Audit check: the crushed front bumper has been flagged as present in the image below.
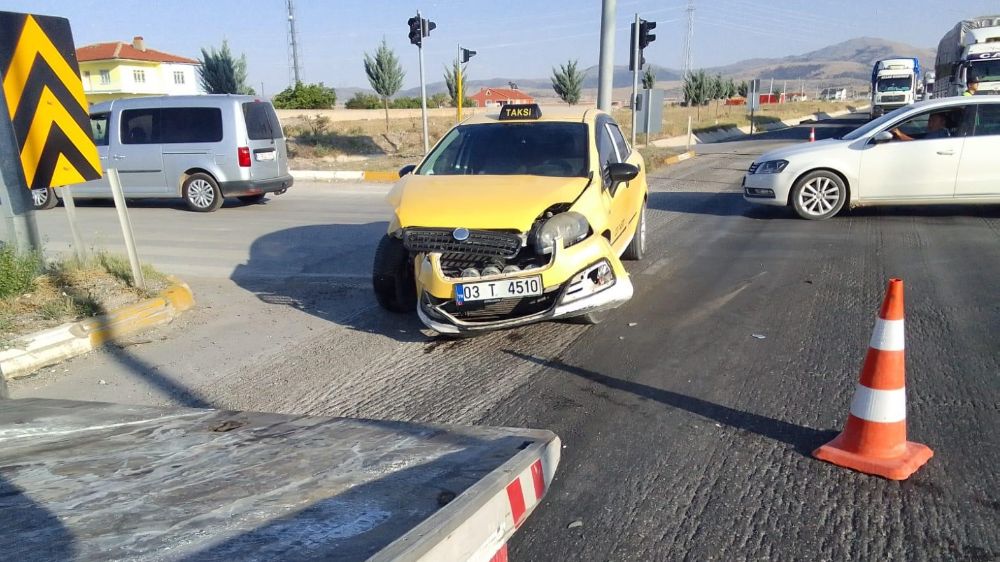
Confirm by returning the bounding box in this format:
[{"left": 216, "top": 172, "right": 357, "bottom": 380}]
[{"left": 414, "top": 235, "right": 634, "bottom": 334}]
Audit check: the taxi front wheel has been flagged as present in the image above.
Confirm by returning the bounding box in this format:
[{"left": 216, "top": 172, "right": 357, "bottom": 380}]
[
  {"left": 622, "top": 202, "right": 646, "bottom": 261},
  {"left": 373, "top": 235, "right": 416, "bottom": 313}
]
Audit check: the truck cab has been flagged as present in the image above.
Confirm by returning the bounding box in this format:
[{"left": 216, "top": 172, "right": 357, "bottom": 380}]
[{"left": 870, "top": 58, "right": 920, "bottom": 119}]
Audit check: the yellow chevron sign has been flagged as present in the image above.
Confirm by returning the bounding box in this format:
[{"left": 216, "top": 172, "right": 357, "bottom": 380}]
[{"left": 0, "top": 12, "right": 101, "bottom": 189}]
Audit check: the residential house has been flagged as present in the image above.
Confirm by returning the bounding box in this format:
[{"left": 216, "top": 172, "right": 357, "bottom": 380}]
[
  {"left": 469, "top": 87, "right": 535, "bottom": 108},
  {"left": 76, "top": 36, "right": 200, "bottom": 105}
]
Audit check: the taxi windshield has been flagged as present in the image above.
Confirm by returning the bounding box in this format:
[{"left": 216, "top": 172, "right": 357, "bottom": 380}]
[
  {"left": 877, "top": 77, "right": 912, "bottom": 92},
  {"left": 417, "top": 122, "right": 589, "bottom": 177}
]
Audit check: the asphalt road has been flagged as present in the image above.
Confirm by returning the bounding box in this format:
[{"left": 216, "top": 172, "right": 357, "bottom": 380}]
[{"left": 11, "top": 113, "right": 1000, "bottom": 560}]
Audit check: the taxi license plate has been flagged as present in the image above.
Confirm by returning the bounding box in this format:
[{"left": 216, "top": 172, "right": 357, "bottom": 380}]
[
  {"left": 455, "top": 276, "right": 542, "bottom": 304},
  {"left": 256, "top": 151, "right": 276, "bottom": 161}
]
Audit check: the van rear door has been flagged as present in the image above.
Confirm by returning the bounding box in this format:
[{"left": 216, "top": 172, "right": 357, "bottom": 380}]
[{"left": 241, "top": 101, "right": 287, "bottom": 181}]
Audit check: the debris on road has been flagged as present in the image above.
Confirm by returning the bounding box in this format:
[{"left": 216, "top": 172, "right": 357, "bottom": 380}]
[
  {"left": 751, "top": 334, "right": 767, "bottom": 339},
  {"left": 567, "top": 520, "right": 584, "bottom": 529}
]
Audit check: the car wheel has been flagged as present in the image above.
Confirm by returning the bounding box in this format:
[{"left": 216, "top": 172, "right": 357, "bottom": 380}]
[
  {"left": 238, "top": 194, "right": 266, "bottom": 204},
  {"left": 182, "top": 173, "right": 224, "bottom": 212},
  {"left": 791, "top": 171, "right": 846, "bottom": 221},
  {"left": 373, "top": 234, "right": 416, "bottom": 313},
  {"left": 31, "top": 187, "right": 58, "bottom": 210},
  {"left": 622, "top": 201, "right": 646, "bottom": 261}
]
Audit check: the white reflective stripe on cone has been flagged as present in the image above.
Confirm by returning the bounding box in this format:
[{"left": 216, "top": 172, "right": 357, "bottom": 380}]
[
  {"left": 850, "top": 384, "right": 907, "bottom": 423},
  {"left": 869, "top": 318, "right": 905, "bottom": 351}
]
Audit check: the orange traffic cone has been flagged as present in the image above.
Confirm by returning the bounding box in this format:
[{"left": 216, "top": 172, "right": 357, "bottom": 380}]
[
  {"left": 813, "top": 278, "right": 933, "bottom": 480},
  {"left": 809, "top": 127, "right": 816, "bottom": 142}
]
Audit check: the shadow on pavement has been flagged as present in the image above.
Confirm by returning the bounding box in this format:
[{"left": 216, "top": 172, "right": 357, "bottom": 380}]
[
  {"left": 0, "top": 475, "right": 76, "bottom": 558},
  {"left": 232, "top": 222, "right": 430, "bottom": 344},
  {"left": 65, "top": 195, "right": 276, "bottom": 212},
  {"left": 648, "top": 191, "right": 794, "bottom": 220},
  {"left": 510, "top": 351, "right": 835, "bottom": 457}
]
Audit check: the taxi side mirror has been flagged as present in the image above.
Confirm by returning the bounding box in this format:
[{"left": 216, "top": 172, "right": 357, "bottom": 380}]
[
  {"left": 399, "top": 164, "right": 417, "bottom": 177},
  {"left": 607, "top": 162, "right": 639, "bottom": 184},
  {"left": 872, "top": 131, "right": 893, "bottom": 144}
]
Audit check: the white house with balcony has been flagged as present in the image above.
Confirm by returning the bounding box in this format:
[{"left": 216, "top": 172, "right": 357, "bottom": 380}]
[{"left": 76, "top": 36, "right": 201, "bottom": 105}]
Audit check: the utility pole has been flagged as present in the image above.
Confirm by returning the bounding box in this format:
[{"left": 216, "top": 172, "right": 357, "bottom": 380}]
[
  {"left": 597, "top": 0, "right": 616, "bottom": 111},
  {"left": 286, "top": 0, "right": 302, "bottom": 86},
  {"left": 682, "top": 0, "right": 695, "bottom": 78},
  {"left": 418, "top": 12, "right": 429, "bottom": 153}
]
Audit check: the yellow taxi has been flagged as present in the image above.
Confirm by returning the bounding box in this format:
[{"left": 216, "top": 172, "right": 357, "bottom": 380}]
[{"left": 373, "top": 104, "right": 648, "bottom": 334}]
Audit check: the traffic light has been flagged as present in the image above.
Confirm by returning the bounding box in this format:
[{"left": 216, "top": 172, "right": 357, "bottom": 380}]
[
  {"left": 461, "top": 48, "right": 476, "bottom": 64},
  {"left": 422, "top": 18, "right": 436, "bottom": 38},
  {"left": 407, "top": 16, "right": 422, "bottom": 46},
  {"left": 639, "top": 19, "right": 656, "bottom": 49}
]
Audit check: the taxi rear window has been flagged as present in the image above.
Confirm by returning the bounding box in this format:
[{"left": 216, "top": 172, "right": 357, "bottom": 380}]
[{"left": 418, "top": 122, "right": 589, "bottom": 177}]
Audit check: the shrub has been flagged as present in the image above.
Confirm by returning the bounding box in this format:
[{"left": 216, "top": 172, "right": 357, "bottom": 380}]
[
  {"left": 272, "top": 82, "right": 337, "bottom": 109},
  {"left": 345, "top": 92, "right": 382, "bottom": 109},
  {"left": 0, "top": 245, "right": 41, "bottom": 299}
]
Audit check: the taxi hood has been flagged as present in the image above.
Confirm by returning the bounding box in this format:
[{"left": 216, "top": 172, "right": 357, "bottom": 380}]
[{"left": 388, "top": 174, "right": 592, "bottom": 232}]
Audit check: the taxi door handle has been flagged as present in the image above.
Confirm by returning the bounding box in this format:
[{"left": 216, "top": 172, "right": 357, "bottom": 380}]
[{"left": 936, "top": 150, "right": 954, "bottom": 156}]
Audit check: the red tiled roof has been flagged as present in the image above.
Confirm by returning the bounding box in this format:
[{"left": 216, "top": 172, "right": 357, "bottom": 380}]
[
  {"left": 76, "top": 42, "right": 198, "bottom": 64},
  {"left": 472, "top": 88, "right": 534, "bottom": 100}
]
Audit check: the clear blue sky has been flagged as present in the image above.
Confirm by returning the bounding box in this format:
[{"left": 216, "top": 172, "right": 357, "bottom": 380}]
[{"left": 4, "top": 0, "right": 997, "bottom": 94}]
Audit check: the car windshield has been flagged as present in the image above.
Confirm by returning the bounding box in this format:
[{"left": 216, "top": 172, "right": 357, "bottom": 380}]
[
  {"left": 970, "top": 59, "right": 1000, "bottom": 82},
  {"left": 841, "top": 108, "right": 910, "bottom": 140},
  {"left": 877, "top": 77, "right": 912, "bottom": 92},
  {"left": 417, "top": 122, "right": 589, "bottom": 177}
]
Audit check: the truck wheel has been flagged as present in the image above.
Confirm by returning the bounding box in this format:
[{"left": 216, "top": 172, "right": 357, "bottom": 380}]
[
  {"left": 32, "top": 187, "right": 58, "bottom": 210},
  {"left": 791, "top": 170, "right": 846, "bottom": 221},
  {"left": 373, "top": 234, "right": 416, "bottom": 313},
  {"left": 621, "top": 202, "right": 646, "bottom": 261},
  {"left": 183, "top": 173, "right": 224, "bottom": 212}
]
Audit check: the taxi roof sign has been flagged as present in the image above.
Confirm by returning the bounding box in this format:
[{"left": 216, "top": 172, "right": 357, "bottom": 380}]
[{"left": 498, "top": 103, "right": 542, "bottom": 121}]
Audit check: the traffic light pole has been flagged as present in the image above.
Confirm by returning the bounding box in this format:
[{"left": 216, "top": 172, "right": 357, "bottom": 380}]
[
  {"left": 457, "top": 44, "right": 463, "bottom": 123},
  {"left": 597, "top": 0, "right": 616, "bottom": 111},
  {"left": 418, "top": 11, "right": 429, "bottom": 154},
  {"left": 0, "top": 86, "right": 40, "bottom": 253},
  {"left": 630, "top": 13, "right": 640, "bottom": 147}
]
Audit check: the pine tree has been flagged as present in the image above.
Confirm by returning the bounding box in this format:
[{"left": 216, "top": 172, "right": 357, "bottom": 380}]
[
  {"left": 444, "top": 59, "right": 467, "bottom": 107},
  {"left": 551, "top": 60, "right": 583, "bottom": 105},
  {"left": 197, "top": 40, "right": 254, "bottom": 95},
  {"left": 363, "top": 39, "right": 405, "bottom": 133},
  {"left": 642, "top": 66, "right": 656, "bottom": 90}
]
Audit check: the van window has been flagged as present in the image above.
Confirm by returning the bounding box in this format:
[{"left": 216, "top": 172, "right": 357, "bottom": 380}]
[
  {"left": 90, "top": 113, "right": 109, "bottom": 146},
  {"left": 160, "top": 107, "right": 223, "bottom": 143},
  {"left": 242, "top": 102, "right": 282, "bottom": 140},
  {"left": 121, "top": 108, "right": 158, "bottom": 144}
]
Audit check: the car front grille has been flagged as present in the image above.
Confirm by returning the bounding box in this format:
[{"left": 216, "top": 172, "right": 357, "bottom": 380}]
[
  {"left": 403, "top": 228, "right": 522, "bottom": 259},
  {"left": 880, "top": 94, "right": 905, "bottom": 103}
]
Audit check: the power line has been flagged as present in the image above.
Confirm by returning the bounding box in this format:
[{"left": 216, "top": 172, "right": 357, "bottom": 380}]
[{"left": 286, "top": 0, "right": 302, "bottom": 86}]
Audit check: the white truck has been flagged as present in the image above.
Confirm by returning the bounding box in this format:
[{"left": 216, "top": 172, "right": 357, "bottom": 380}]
[
  {"left": 922, "top": 71, "right": 936, "bottom": 100},
  {"left": 934, "top": 15, "right": 1000, "bottom": 97},
  {"left": 0, "top": 397, "right": 560, "bottom": 561},
  {"left": 869, "top": 58, "right": 921, "bottom": 119}
]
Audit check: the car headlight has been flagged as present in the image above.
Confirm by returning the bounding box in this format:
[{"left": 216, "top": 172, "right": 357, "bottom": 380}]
[
  {"left": 535, "top": 212, "right": 589, "bottom": 255},
  {"left": 753, "top": 159, "right": 789, "bottom": 174}
]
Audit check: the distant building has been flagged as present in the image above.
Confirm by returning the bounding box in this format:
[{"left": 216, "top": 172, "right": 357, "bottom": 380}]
[
  {"left": 76, "top": 36, "right": 200, "bottom": 105},
  {"left": 818, "top": 88, "right": 847, "bottom": 101},
  {"left": 469, "top": 87, "right": 535, "bottom": 108}
]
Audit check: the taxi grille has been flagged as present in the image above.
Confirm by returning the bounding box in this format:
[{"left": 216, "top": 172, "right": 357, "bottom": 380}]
[
  {"left": 438, "top": 292, "right": 559, "bottom": 322},
  {"left": 403, "top": 228, "right": 522, "bottom": 259},
  {"left": 880, "top": 94, "right": 905, "bottom": 103}
]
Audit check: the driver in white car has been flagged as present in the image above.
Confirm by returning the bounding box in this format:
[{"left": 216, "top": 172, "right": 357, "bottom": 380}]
[{"left": 892, "top": 112, "right": 951, "bottom": 141}]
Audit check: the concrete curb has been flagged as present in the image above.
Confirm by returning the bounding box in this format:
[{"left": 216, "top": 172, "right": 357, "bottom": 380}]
[
  {"left": 646, "top": 150, "right": 695, "bottom": 170},
  {"left": 651, "top": 106, "right": 871, "bottom": 148},
  {"left": 0, "top": 279, "right": 195, "bottom": 381}
]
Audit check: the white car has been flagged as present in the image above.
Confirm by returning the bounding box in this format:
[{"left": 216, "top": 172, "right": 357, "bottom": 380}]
[{"left": 743, "top": 96, "right": 1000, "bottom": 220}]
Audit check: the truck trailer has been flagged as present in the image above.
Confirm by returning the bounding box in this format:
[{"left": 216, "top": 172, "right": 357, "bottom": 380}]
[
  {"left": 934, "top": 15, "right": 1000, "bottom": 97},
  {"left": 0, "top": 398, "right": 560, "bottom": 561},
  {"left": 870, "top": 58, "right": 921, "bottom": 119}
]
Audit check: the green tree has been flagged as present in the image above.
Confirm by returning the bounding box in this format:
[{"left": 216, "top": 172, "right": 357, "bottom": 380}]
[
  {"left": 363, "top": 39, "right": 405, "bottom": 133},
  {"left": 711, "top": 73, "right": 724, "bottom": 116},
  {"left": 642, "top": 66, "right": 656, "bottom": 90},
  {"left": 737, "top": 80, "right": 749, "bottom": 98},
  {"left": 683, "top": 70, "right": 709, "bottom": 119},
  {"left": 197, "top": 40, "right": 254, "bottom": 95},
  {"left": 444, "top": 59, "right": 469, "bottom": 107},
  {"left": 551, "top": 60, "right": 583, "bottom": 105},
  {"left": 271, "top": 82, "right": 337, "bottom": 109},
  {"left": 345, "top": 92, "right": 382, "bottom": 109}
]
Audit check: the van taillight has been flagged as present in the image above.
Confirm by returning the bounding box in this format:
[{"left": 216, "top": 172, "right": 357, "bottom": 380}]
[{"left": 238, "top": 146, "right": 251, "bottom": 167}]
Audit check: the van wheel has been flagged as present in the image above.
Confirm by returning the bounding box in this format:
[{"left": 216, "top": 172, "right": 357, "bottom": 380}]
[
  {"left": 183, "top": 173, "right": 223, "bottom": 212},
  {"left": 32, "top": 187, "right": 58, "bottom": 210},
  {"left": 238, "top": 194, "right": 266, "bottom": 204},
  {"left": 372, "top": 235, "right": 416, "bottom": 313}
]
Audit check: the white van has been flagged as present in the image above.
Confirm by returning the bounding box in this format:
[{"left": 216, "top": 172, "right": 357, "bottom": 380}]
[{"left": 32, "top": 95, "right": 293, "bottom": 212}]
